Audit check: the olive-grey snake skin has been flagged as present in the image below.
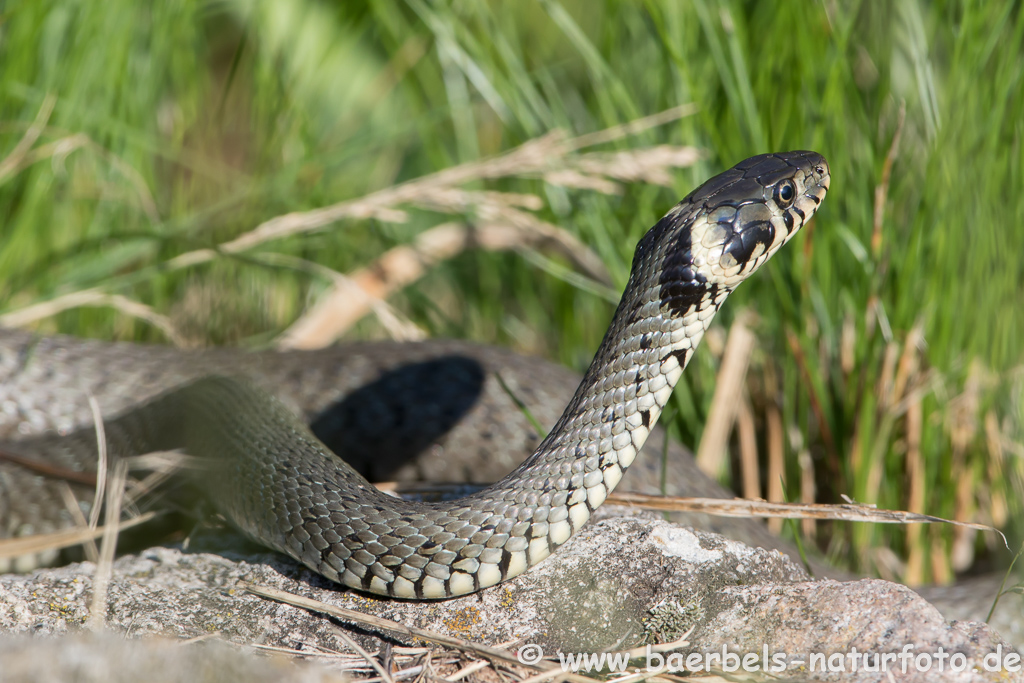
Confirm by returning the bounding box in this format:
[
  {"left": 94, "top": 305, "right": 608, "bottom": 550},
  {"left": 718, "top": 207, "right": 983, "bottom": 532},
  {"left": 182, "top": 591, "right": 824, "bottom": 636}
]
[{"left": 0, "top": 151, "right": 830, "bottom": 599}]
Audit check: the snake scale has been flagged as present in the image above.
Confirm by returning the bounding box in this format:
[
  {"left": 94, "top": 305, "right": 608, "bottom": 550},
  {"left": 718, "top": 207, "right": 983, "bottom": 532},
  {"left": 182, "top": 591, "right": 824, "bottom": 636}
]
[{"left": 0, "top": 151, "right": 830, "bottom": 599}]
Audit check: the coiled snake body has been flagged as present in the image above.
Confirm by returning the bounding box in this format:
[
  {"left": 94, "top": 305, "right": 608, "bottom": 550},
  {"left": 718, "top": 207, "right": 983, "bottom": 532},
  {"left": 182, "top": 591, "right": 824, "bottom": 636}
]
[{"left": 3, "top": 151, "right": 830, "bottom": 599}]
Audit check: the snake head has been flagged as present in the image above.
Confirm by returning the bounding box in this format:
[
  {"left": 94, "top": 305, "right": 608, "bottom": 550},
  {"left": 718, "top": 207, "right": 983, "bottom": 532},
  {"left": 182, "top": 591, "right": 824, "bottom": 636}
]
[
  {"left": 712, "top": 150, "right": 830, "bottom": 283},
  {"left": 641, "top": 150, "right": 829, "bottom": 322}
]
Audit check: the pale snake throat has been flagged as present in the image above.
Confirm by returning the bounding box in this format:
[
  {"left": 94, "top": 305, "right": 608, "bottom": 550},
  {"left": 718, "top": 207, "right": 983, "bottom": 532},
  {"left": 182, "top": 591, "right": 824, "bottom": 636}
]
[{"left": 1, "top": 151, "right": 830, "bottom": 599}]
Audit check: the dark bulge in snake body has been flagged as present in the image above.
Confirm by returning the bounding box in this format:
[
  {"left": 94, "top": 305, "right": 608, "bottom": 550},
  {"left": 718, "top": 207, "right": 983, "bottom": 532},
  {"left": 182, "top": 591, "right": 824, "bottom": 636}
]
[{"left": 0, "top": 151, "right": 830, "bottom": 599}]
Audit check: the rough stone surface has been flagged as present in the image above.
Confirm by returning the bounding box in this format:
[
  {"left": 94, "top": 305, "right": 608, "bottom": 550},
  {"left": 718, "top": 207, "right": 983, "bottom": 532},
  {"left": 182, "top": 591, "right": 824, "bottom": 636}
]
[
  {"left": 0, "top": 633, "right": 340, "bottom": 682},
  {"left": 1, "top": 516, "right": 1020, "bottom": 682}
]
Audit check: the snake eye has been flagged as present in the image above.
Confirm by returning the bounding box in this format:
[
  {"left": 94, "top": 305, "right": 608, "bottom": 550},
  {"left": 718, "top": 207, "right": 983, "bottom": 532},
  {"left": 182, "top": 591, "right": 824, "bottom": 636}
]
[{"left": 774, "top": 179, "right": 796, "bottom": 207}]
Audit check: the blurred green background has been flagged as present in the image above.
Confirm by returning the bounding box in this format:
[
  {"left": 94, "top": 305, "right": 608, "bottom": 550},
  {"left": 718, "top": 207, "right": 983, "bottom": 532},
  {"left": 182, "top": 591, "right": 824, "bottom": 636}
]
[{"left": 0, "top": 1, "right": 1021, "bottom": 584}]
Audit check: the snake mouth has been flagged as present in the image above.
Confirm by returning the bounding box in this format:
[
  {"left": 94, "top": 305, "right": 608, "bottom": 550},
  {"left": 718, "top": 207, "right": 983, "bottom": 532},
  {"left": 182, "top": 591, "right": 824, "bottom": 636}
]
[{"left": 801, "top": 153, "right": 831, "bottom": 209}]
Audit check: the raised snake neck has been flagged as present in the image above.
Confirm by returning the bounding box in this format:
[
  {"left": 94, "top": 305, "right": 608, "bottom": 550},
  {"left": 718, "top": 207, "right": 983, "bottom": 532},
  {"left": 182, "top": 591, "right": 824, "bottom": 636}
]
[{"left": 0, "top": 152, "right": 830, "bottom": 599}]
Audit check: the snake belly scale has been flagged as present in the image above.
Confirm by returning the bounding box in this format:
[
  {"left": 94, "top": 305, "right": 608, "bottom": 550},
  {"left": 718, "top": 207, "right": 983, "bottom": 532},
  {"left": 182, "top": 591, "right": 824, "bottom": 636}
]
[{"left": 11, "top": 151, "right": 830, "bottom": 599}]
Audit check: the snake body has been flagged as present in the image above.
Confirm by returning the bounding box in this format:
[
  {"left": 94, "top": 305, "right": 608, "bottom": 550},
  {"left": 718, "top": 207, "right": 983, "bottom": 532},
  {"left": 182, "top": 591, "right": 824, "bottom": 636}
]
[{"left": 1, "top": 152, "right": 830, "bottom": 598}]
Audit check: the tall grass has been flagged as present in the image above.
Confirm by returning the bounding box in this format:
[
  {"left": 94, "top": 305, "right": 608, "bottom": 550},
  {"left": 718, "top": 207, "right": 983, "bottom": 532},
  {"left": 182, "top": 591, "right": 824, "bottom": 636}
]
[{"left": 0, "top": 0, "right": 1021, "bottom": 582}]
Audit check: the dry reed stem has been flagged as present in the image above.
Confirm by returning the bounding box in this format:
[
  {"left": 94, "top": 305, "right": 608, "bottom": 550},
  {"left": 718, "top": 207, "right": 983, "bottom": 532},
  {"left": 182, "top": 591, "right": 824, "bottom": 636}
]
[
  {"left": 953, "top": 467, "right": 977, "bottom": 572},
  {"left": 984, "top": 410, "right": 1008, "bottom": 529},
  {"left": 930, "top": 524, "right": 954, "bottom": 585},
  {"left": 861, "top": 341, "right": 902, "bottom": 509},
  {"left": 785, "top": 329, "right": 839, "bottom": 480},
  {"left": 696, "top": 312, "right": 756, "bottom": 478},
  {"left": 798, "top": 450, "right": 817, "bottom": 541},
  {"left": 892, "top": 323, "right": 923, "bottom": 404},
  {"left": 904, "top": 397, "right": 925, "bottom": 584},
  {"left": 876, "top": 340, "right": 899, "bottom": 410},
  {"left": 896, "top": 324, "right": 925, "bottom": 584},
  {"left": 736, "top": 394, "right": 760, "bottom": 500},
  {"left": 949, "top": 362, "right": 986, "bottom": 572},
  {"left": 763, "top": 366, "right": 786, "bottom": 535},
  {"left": 840, "top": 312, "right": 856, "bottom": 377}
]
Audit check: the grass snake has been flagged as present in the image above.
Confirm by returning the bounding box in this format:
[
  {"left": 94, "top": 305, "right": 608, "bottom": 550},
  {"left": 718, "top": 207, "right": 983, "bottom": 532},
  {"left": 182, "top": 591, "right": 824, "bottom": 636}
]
[{"left": 0, "top": 151, "right": 830, "bottom": 599}]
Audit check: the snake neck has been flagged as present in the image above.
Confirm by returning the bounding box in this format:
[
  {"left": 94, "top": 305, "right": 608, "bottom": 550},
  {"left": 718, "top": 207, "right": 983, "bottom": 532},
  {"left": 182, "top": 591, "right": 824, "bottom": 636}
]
[{"left": 525, "top": 229, "right": 734, "bottom": 509}]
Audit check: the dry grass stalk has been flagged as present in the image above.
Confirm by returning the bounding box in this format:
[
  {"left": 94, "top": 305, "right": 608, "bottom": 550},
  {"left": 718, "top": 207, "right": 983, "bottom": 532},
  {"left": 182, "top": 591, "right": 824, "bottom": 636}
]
[
  {"left": 0, "top": 512, "right": 156, "bottom": 564},
  {"left": 189, "top": 106, "right": 696, "bottom": 262},
  {"left": 0, "top": 290, "right": 183, "bottom": 343},
  {"left": 58, "top": 483, "right": 99, "bottom": 563},
  {"left": 0, "top": 94, "right": 56, "bottom": 184},
  {"left": 546, "top": 145, "right": 701, "bottom": 194},
  {"left": 122, "top": 451, "right": 192, "bottom": 507},
  {"left": 566, "top": 103, "right": 698, "bottom": 149},
  {"left": 2, "top": 105, "right": 697, "bottom": 334},
  {"left": 607, "top": 492, "right": 1002, "bottom": 534},
  {"left": 331, "top": 627, "right": 395, "bottom": 683},
  {"left": 87, "top": 458, "right": 129, "bottom": 632},
  {"left": 446, "top": 659, "right": 491, "bottom": 681},
  {"left": 87, "top": 396, "right": 108, "bottom": 531},
  {"left": 696, "top": 312, "right": 756, "bottom": 478},
  {"left": 377, "top": 480, "right": 999, "bottom": 532},
  {"left": 0, "top": 95, "right": 158, "bottom": 221},
  {"left": 243, "top": 583, "right": 612, "bottom": 683},
  {"left": 277, "top": 219, "right": 608, "bottom": 349},
  {"left": 871, "top": 101, "right": 906, "bottom": 257},
  {"left": 242, "top": 583, "right": 550, "bottom": 674},
  {"left": 249, "top": 253, "right": 427, "bottom": 343},
  {"left": 245, "top": 638, "right": 439, "bottom": 673}
]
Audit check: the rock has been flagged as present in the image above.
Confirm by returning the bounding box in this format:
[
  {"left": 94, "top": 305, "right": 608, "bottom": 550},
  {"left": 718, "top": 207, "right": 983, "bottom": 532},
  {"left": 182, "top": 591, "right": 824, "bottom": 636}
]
[
  {"left": 1, "top": 515, "right": 1020, "bottom": 682},
  {"left": 0, "top": 633, "right": 339, "bottom": 683}
]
